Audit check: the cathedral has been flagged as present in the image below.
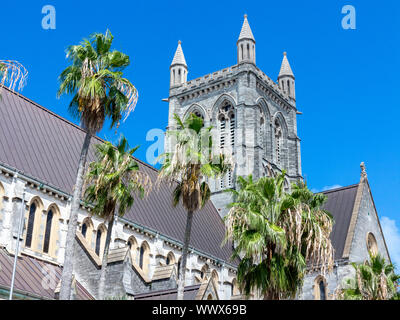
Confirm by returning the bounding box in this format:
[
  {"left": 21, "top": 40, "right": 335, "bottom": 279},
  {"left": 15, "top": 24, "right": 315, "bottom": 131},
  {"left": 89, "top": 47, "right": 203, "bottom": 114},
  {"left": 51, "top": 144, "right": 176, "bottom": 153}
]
[{"left": 0, "top": 15, "right": 390, "bottom": 300}]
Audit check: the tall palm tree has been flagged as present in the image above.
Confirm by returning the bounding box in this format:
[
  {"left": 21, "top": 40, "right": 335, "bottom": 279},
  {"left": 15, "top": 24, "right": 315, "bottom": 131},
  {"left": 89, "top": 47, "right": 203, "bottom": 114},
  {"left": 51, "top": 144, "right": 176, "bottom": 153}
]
[
  {"left": 57, "top": 30, "right": 138, "bottom": 299},
  {"left": 336, "top": 252, "right": 400, "bottom": 300},
  {"left": 224, "top": 173, "right": 334, "bottom": 299},
  {"left": 0, "top": 60, "right": 28, "bottom": 95},
  {"left": 158, "top": 113, "right": 232, "bottom": 300},
  {"left": 84, "top": 136, "right": 151, "bottom": 300}
]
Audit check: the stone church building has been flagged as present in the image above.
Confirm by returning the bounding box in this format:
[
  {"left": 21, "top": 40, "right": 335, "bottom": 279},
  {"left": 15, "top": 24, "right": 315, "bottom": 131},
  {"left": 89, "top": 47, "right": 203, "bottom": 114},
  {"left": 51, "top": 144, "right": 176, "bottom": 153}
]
[{"left": 0, "top": 15, "right": 390, "bottom": 300}]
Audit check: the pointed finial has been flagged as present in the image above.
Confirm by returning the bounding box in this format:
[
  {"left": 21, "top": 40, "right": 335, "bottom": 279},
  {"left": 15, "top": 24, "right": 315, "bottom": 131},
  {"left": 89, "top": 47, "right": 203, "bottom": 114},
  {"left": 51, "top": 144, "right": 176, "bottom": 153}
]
[
  {"left": 171, "top": 40, "right": 187, "bottom": 67},
  {"left": 278, "top": 51, "right": 294, "bottom": 78},
  {"left": 238, "top": 14, "right": 255, "bottom": 42},
  {"left": 360, "top": 162, "right": 367, "bottom": 179}
]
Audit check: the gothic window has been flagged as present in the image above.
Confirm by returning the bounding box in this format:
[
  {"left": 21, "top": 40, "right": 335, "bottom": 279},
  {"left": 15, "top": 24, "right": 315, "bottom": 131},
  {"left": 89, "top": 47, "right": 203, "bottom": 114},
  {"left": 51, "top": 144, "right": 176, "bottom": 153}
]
[
  {"left": 81, "top": 223, "right": 87, "bottom": 238},
  {"left": 166, "top": 252, "right": 175, "bottom": 265},
  {"left": 43, "top": 209, "right": 53, "bottom": 254},
  {"left": 81, "top": 217, "right": 94, "bottom": 244},
  {"left": 274, "top": 119, "right": 282, "bottom": 166},
  {"left": 25, "top": 202, "right": 37, "bottom": 248},
  {"left": 319, "top": 280, "right": 326, "bottom": 300},
  {"left": 218, "top": 101, "right": 236, "bottom": 190},
  {"left": 127, "top": 236, "right": 138, "bottom": 262},
  {"left": 139, "top": 241, "right": 150, "bottom": 274},
  {"left": 287, "top": 80, "right": 291, "bottom": 95},
  {"left": 201, "top": 264, "right": 209, "bottom": 280},
  {"left": 241, "top": 44, "right": 244, "bottom": 61},
  {"left": 95, "top": 229, "right": 102, "bottom": 256},
  {"left": 314, "top": 275, "right": 328, "bottom": 300},
  {"left": 247, "top": 43, "right": 250, "bottom": 59},
  {"left": 367, "top": 232, "right": 378, "bottom": 255}
]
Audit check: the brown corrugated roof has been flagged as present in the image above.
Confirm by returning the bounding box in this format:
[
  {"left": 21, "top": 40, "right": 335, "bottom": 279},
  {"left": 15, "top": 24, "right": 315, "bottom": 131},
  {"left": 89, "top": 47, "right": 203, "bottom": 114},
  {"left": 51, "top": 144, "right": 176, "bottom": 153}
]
[
  {"left": 134, "top": 284, "right": 200, "bottom": 300},
  {"left": 321, "top": 184, "right": 359, "bottom": 259},
  {"left": 0, "top": 87, "right": 234, "bottom": 264},
  {"left": 0, "top": 248, "right": 93, "bottom": 300}
]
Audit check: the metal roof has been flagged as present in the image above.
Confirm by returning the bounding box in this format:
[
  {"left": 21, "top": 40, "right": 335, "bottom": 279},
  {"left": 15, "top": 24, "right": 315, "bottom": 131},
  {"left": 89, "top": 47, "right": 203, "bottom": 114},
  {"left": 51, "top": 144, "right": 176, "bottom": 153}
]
[
  {"left": 134, "top": 284, "right": 200, "bottom": 300},
  {"left": 0, "top": 248, "right": 93, "bottom": 300},
  {"left": 321, "top": 184, "right": 359, "bottom": 259},
  {"left": 0, "top": 86, "right": 234, "bottom": 265}
]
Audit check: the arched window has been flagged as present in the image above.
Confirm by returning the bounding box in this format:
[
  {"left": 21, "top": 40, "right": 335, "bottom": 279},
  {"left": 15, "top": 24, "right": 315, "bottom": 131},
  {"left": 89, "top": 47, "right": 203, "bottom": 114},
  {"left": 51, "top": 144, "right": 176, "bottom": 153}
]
[
  {"left": 241, "top": 44, "right": 244, "bottom": 61},
  {"left": 166, "top": 252, "right": 176, "bottom": 266},
  {"left": 207, "top": 294, "right": 213, "bottom": 300},
  {"left": 287, "top": 80, "right": 291, "bottom": 95},
  {"left": 367, "top": 232, "right": 378, "bottom": 255},
  {"left": 314, "top": 275, "right": 328, "bottom": 300},
  {"left": 81, "top": 223, "right": 87, "bottom": 238},
  {"left": 43, "top": 209, "right": 53, "bottom": 254},
  {"left": 201, "top": 264, "right": 209, "bottom": 280},
  {"left": 319, "top": 280, "right": 326, "bottom": 300},
  {"left": 81, "top": 217, "right": 94, "bottom": 245},
  {"left": 218, "top": 101, "right": 235, "bottom": 190},
  {"left": 274, "top": 119, "right": 282, "bottom": 165},
  {"left": 139, "top": 242, "right": 150, "bottom": 274},
  {"left": 95, "top": 229, "right": 102, "bottom": 256},
  {"left": 127, "top": 236, "right": 138, "bottom": 262},
  {"left": 247, "top": 43, "right": 250, "bottom": 59},
  {"left": 25, "top": 202, "right": 37, "bottom": 248}
]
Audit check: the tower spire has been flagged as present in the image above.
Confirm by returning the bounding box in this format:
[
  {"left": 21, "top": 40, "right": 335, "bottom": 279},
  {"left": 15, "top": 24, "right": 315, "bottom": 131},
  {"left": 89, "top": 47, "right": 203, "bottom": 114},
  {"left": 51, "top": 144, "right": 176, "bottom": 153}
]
[
  {"left": 278, "top": 52, "right": 296, "bottom": 100},
  {"left": 278, "top": 52, "right": 294, "bottom": 78},
  {"left": 238, "top": 14, "right": 255, "bottom": 42},
  {"left": 170, "top": 40, "right": 188, "bottom": 88},
  {"left": 237, "top": 14, "right": 256, "bottom": 65},
  {"left": 171, "top": 40, "right": 187, "bottom": 67}
]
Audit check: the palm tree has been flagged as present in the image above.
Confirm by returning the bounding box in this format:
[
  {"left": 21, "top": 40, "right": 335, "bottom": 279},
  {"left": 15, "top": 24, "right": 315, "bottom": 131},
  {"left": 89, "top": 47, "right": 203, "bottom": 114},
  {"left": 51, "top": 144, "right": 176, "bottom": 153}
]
[
  {"left": 158, "top": 113, "right": 232, "bottom": 300},
  {"left": 224, "top": 173, "right": 334, "bottom": 299},
  {"left": 0, "top": 60, "right": 28, "bottom": 95},
  {"left": 336, "top": 252, "right": 400, "bottom": 300},
  {"left": 84, "top": 136, "right": 151, "bottom": 299},
  {"left": 57, "top": 30, "right": 138, "bottom": 299}
]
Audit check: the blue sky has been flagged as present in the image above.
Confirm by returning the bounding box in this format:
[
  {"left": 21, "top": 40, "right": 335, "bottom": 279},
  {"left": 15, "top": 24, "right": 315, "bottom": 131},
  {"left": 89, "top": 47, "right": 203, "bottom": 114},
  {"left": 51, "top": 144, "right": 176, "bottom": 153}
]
[{"left": 2, "top": 1, "right": 400, "bottom": 267}]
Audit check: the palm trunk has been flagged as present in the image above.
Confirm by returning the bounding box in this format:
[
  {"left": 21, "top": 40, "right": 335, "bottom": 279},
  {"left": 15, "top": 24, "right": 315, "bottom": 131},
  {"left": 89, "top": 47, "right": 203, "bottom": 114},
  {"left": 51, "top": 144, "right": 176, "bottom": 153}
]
[
  {"left": 59, "top": 131, "right": 92, "bottom": 300},
  {"left": 177, "top": 210, "right": 194, "bottom": 300},
  {"left": 98, "top": 214, "right": 115, "bottom": 300}
]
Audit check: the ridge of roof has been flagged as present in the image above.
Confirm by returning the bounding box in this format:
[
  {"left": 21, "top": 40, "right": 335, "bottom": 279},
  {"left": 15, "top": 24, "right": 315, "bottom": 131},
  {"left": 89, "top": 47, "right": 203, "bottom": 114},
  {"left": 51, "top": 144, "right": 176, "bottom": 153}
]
[{"left": 321, "top": 183, "right": 359, "bottom": 194}]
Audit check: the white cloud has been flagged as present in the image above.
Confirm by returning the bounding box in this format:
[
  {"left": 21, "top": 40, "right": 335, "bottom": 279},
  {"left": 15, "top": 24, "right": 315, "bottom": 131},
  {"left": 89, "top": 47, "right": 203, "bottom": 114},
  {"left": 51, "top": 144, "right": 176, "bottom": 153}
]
[
  {"left": 311, "top": 184, "right": 343, "bottom": 193},
  {"left": 381, "top": 216, "right": 400, "bottom": 270}
]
